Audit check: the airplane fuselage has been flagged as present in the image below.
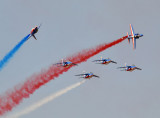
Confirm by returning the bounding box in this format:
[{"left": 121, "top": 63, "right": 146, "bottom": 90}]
[
  {"left": 128, "top": 24, "right": 143, "bottom": 49},
  {"left": 31, "top": 27, "right": 38, "bottom": 35},
  {"left": 102, "top": 60, "right": 111, "bottom": 64},
  {"left": 134, "top": 33, "right": 143, "bottom": 38},
  {"left": 84, "top": 75, "right": 93, "bottom": 79},
  {"left": 126, "top": 66, "right": 136, "bottom": 71},
  {"left": 75, "top": 72, "right": 98, "bottom": 79},
  {"left": 84, "top": 73, "right": 93, "bottom": 79},
  {"left": 128, "top": 34, "right": 143, "bottom": 39},
  {"left": 63, "top": 62, "right": 73, "bottom": 67},
  {"left": 101, "top": 59, "right": 111, "bottom": 64}
]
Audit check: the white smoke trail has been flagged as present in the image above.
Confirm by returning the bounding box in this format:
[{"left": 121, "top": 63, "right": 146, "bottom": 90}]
[{"left": 6, "top": 80, "right": 85, "bottom": 118}]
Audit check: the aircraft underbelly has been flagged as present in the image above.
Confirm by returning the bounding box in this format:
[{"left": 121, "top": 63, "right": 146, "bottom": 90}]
[
  {"left": 102, "top": 61, "right": 110, "bottom": 64},
  {"left": 85, "top": 76, "right": 92, "bottom": 79}
]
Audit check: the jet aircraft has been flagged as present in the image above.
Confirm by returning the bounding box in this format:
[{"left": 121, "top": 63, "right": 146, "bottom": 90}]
[
  {"left": 93, "top": 57, "right": 117, "bottom": 65},
  {"left": 54, "top": 59, "right": 78, "bottom": 67},
  {"left": 127, "top": 24, "right": 143, "bottom": 49},
  {"left": 75, "top": 72, "right": 99, "bottom": 79},
  {"left": 117, "top": 64, "right": 142, "bottom": 72},
  {"left": 29, "top": 24, "right": 41, "bottom": 40}
]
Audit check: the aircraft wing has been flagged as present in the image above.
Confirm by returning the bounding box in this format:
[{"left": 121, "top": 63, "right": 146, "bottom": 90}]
[
  {"left": 135, "top": 67, "right": 142, "bottom": 70},
  {"left": 92, "top": 60, "right": 102, "bottom": 62},
  {"left": 72, "top": 63, "right": 78, "bottom": 66},
  {"left": 131, "top": 37, "right": 136, "bottom": 49},
  {"left": 53, "top": 63, "right": 62, "bottom": 65},
  {"left": 32, "top": 35, "right": 37, "bottom": 40},
  {"left": 117, "top": 67, "right": 126, "bottom": 68},
  {"left": 93, "top": 75, "right": 100, "bottom": 78},
  {"left": 133, "top": 38, "right": 136, "bottom": 49},
  {"left": 79, "top": 77, "right": 85, "bottom": 78},
  {"left": 120, "top": 69, "right": 126, "bottom": 71},
  {"left": 75, "top": 74, "right": 86, "bottom": 76},
  {"left": 130, "top": 24, "right": 135, "bottom": 36},
  {"left": 111, "top": 61, "right": 117, "bottom": 64},
  {"left": 130, "top": 24, "right": 136, "bottom": 49}
]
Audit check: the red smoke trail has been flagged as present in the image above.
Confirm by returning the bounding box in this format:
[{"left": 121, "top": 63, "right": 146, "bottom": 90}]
[{"left": 0, "top": 36, "right": 127, "bottom": 116}]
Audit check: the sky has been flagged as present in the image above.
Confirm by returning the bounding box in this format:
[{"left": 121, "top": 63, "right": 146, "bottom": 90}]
[{"left": 0, "top": 0, "right": 160, "bottom": 118}]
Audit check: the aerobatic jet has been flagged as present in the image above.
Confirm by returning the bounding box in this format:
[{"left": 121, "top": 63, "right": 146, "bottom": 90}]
[
  {"left": 93, "top": 56, "right": 117, "bottom": 65},
  {"left": 127, "top": 24, "right": 143, "bottom": 49},
  {"left": 117, "top": 64, "right": 142, "bottom": 72},
  {"left": 75, "top": 72, "right": 99, "bottom": 79},
  {"left": 54, "top": 59, "right": 78, "bottom": 67},
  {"left": 29, "top": 24, "right": 41, "bottom": 40}
]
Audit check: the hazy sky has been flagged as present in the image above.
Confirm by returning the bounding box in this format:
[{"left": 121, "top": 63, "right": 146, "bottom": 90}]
[{"left": 0, "top": 0, "right": 160, "bottom": 118}]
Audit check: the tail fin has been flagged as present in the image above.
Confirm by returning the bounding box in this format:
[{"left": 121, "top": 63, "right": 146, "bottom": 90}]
[
  {"left": 125, "top": 63, "right": 127, "bottom": 67},
  {"left": 32, "top": 35, "right": 37, "bottom": 40},
  {"left": 61, "top": 59, "right": 64, "bottom": 64},
  {"left": 100, "top": 56, "right": 103, "bottom": 60},
  {"left": 127, "top": 32, "right": 130, "bottom": 43}
]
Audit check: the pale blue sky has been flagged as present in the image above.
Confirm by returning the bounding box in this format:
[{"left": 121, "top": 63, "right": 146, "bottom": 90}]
[{"left": 0, "top": 0, "right": 160, "bottom": 118}]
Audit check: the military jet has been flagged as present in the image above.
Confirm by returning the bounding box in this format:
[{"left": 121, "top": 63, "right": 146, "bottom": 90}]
[
  {"left": 29, "top": 24, "right": 41, "bottom": 40},
  {"left": 93, "top": 56, "right": 117, "bottom": 65},
  {"left": 127, "top": 24, "right": 143, "bottom": 49},
  {"left": 54, "top": 59, "right": 78, "bottom": 67},
  {"left": 118, "top": 63, "right": 142, "bottom": 72},
  {"left": 75, "top": 72, "right": 99, "bottom": 79}
]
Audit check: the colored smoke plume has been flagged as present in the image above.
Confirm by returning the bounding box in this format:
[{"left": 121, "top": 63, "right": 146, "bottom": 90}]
[
  {"left": 0, "top": 34, "right": 30, "bottom": 71},
  {"left": 6, "top": 80, "right": 85, "bottom": 118},
  {"left": 0, "top": 36, "right": 127, "bottom": 116}
]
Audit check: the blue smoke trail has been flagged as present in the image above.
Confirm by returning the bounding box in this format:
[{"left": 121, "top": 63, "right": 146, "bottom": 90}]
[{"left": 0, "top": 34, "right": 30, "bottom": 71}]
